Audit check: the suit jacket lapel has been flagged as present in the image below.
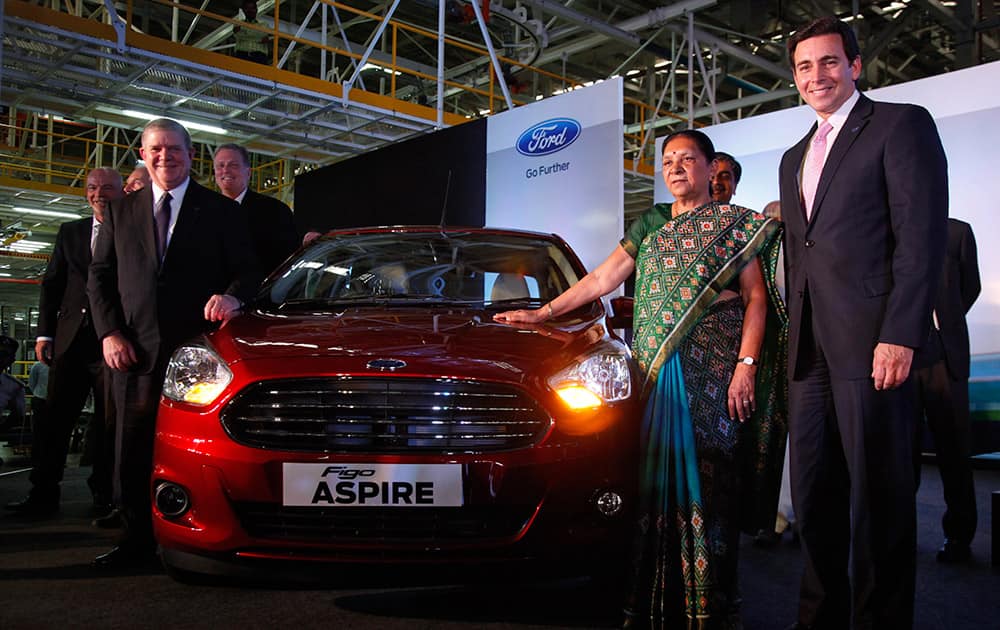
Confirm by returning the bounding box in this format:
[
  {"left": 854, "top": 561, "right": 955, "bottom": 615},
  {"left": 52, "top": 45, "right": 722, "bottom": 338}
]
[
  {"left": 808, "top": 95, "right": 874, "bottom": 229},
  {"left": 134, "top": 187, "right": 157, "bottom": 266},
  {"left": 72, "top": 218, "right": 92, "bottom": 265},
  {"left": 163, "top": 180, "right": 202, "bottom": 269},
  {"left": 784, "top": 126, "right": 814, "bottom": 234}
]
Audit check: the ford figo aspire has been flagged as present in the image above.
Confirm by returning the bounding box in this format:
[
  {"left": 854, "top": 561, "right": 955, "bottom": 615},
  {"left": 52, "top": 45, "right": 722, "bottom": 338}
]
[{"left": 152, "top": 227, "right": 639, "bottom": 580}]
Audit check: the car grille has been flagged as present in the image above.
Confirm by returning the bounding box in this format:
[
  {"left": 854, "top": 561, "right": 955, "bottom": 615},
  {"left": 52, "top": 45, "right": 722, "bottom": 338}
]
[
  {"left": 220, "top": 377, "right": 551, "bottom": 453},
  {"left": 233, "top": 502, "right": 534, "bottom": 542}
]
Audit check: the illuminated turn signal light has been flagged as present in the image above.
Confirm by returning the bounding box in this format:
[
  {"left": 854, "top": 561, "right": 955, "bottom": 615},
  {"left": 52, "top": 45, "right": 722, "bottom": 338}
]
[
  {"left": 183, "top": 382, "right": 228, "bottom": 406},
  {"left": 555, "top": 385, "right": 603, "bottom": 410}
]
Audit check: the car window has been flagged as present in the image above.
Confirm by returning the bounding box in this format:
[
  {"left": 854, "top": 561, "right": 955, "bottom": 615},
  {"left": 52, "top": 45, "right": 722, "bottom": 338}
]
[{"left": 261, "top": 232, "right": 585, "bottom": 307}]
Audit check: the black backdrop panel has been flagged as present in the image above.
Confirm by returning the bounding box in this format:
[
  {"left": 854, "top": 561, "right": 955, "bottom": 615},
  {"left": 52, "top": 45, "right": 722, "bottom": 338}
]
[{"left": 293, "top": 118, "right": 487, "bottom": 233}]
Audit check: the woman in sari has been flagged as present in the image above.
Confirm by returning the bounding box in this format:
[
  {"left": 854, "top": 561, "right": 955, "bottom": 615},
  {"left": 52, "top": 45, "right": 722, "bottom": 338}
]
[{"left": 494, "top": 129, "right": 786, "bottom": 629}]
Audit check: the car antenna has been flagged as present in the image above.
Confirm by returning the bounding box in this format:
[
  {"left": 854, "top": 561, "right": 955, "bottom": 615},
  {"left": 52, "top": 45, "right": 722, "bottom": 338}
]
[{"left": 438, "top": 169, "right": 453, "bottom": 234}]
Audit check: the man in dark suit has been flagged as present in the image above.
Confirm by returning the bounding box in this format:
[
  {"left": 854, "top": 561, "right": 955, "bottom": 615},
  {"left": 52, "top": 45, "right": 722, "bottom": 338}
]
[
  {"left": 5, "top": 168, "right": 122, "bottom": 516},
  {"left": 88, "top": 119, "right": 260, "bottom": 568},
  {"left": 213, "top": 143, "right": 298, "bottom": 276},
  {"left": 914, "top": 218, "right": 980, "bottom": 563},
  {"left": 778, "top": 17, "right": 948, "bottom": 630},
  {"left": 124, "top": 164, "right": 150, "bottom": 194},
  {"left": 710, "top": 151, "right": 741, "bottom": 204}
]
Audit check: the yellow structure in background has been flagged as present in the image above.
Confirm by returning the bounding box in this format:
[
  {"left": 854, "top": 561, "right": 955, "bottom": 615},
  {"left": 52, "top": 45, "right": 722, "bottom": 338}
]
[{"left": 1, "top": 0, "right": 685, "bottom": 208}]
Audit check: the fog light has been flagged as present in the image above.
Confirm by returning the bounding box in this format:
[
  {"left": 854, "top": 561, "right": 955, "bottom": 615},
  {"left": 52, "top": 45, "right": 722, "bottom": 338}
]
[
  {"left": 155, "top": 482, "right": 190, "bottom": 518},
  {"left": 594, "top": 489, "right": 623, "bottom": 517}
]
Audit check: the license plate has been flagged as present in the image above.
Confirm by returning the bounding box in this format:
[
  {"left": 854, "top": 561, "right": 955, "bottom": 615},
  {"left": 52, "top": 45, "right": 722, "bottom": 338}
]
[{"left": 282, "top": 463, "right": 463, "bottom": 507}]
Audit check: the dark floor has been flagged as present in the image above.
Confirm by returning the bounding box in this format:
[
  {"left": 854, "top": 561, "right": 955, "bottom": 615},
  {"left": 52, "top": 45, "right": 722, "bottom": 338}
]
[
  {"left": 0, "top": 452, "right": 997, "bottom": 629},
  {"left": 736, "top": 457, "right": 1000, "bottom": 629}
]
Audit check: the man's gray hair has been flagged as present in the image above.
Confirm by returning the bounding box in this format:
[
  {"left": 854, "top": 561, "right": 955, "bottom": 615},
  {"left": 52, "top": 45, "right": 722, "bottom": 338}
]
[
  {"left": 88, "top": 166, "right": 124, "bottom": 188},
  {"left": 142, "top": 118, "right": 192, "bottom": 150}
]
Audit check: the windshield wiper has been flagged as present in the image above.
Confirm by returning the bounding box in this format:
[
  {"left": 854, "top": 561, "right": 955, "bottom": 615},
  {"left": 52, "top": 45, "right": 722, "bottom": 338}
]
[
  {"left": 375, "top": 294, "right": 485, "bottom": 306},
  {"left": 276, "top": 295, "right": 484, "bottom": 309},
  {"left": 276, "top": 296, "right": 388, "bottom": 310},
  {"left": 485, "top": 297, "right": 546, "bottom": 307}
]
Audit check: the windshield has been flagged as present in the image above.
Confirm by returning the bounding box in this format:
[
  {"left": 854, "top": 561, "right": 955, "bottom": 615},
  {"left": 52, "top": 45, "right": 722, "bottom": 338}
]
[{"left": 259, "top": 231, "right": 585, "bottom": 308}]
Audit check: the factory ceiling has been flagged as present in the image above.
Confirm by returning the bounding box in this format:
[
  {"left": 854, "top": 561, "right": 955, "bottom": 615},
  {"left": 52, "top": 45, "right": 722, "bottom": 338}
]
[{"left": 0, "top": 0, "right": 996, "bottom": 316}]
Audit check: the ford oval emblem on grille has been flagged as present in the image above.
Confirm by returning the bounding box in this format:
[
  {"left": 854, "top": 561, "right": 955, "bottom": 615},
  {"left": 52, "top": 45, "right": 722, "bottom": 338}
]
[
  {"left": 515, "top": 117, "right": 582, "bottom": 156},
  {"left": 366, "top": 358, "right": 407, "bottom": 372}
]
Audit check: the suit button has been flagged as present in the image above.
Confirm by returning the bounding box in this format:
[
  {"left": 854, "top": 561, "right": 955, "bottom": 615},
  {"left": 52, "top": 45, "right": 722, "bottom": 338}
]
[{"left": 805, "top": 240, "right": 815, "bottom": 248}]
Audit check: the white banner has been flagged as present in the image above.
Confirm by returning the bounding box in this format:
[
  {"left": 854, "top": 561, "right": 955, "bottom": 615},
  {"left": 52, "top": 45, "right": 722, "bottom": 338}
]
[{"left": 485, "top": 78, "right": 625, "bottom": 278}]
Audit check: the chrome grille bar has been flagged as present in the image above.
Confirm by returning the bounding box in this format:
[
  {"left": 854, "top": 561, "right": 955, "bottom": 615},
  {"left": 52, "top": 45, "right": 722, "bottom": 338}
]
[{"left": 220, "top": 377, "right": 551, "bottom": 453}]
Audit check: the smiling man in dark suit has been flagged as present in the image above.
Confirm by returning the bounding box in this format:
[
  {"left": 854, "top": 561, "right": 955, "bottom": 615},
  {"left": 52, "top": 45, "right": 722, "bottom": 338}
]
[
  {"left": 213, "top": 143, "right": 298, "bottom": 277},
  {"left": 778, "top": 17, "right": 948, "bottom": 630},
  {"left": 88, "top": 118, "right": 260, "bottom": 568},
  {"left": 6, "top": 168, "right": 122, "bottom": 516}
]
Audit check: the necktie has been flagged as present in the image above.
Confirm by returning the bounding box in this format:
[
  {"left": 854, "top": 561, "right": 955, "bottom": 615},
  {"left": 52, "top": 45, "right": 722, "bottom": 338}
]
[
  {"left": 802, "top": 121, "right": 833, "bottom": 220},
  {"left": 155, "top": 192, "right": 172, "bottom": 264},
  {"left": 91, "top": 222, "right": 100, "bottom": 255}
]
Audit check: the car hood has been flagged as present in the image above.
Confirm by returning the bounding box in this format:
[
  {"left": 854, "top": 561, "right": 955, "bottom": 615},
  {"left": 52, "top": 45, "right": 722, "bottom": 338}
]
[{"left": 205, "top": 305, "right": 613, "bottom": 383}]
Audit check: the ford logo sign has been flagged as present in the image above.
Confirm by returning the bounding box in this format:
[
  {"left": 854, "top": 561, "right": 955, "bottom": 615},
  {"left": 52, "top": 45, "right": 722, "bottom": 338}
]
[
  {"left": 516, "top": 118, "right": 582, "bottom": 157},
  {"left": 366, "top": 358, "right": 407, "bottom": 372}
]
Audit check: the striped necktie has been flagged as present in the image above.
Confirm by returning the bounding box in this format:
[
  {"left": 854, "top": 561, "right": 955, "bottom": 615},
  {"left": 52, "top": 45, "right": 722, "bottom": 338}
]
[
  {"left": 802, "top": 121, "right": 833, "bottom": 220},
  {"left": 155, "top": 192, "right": 172, "bottom": 264}
]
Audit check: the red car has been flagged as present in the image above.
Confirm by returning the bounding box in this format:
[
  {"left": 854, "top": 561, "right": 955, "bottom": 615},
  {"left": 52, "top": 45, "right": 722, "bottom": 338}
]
[{"left": 152, "top": 226, "right": 639, "bottom": 580}]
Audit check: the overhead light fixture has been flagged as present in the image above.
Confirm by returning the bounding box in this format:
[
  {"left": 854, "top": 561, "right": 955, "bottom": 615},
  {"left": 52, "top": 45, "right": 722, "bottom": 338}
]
[
  {"left": 8, "top": 238, "right": 49, "bottom": 248},
  {"left": 121, "top": 110, "right": 228, "bottom": 135},
  {"left": 6, "top": 239, "right": 50, "bottom": 253},
  {"left": 12, "top": 207, "right": 82, "bottom": 219},
  {"left": 0, "top": 273, "right": 12, "bottom": 277},
  {"left": 360, "top": 63, "right": 400, "bottom": 76}
]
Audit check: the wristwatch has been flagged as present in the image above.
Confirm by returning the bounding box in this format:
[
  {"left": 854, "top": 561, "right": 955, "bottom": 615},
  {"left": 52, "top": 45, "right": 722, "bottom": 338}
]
[{"left": 738, "top": 356, "right": 757, "bottom": 366}]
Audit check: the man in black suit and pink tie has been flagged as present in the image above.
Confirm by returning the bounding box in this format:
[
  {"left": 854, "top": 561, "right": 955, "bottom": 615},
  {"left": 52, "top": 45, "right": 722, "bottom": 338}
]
[
  {"left": 778, "top": 16, "right": 948, "bottom": 630},
  {"left": 88, "top": 118, "right": 260, "bottom": 568}
]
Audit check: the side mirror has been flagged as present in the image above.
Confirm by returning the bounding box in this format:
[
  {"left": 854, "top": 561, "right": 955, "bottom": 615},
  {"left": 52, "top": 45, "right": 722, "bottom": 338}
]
[{"left": 607, "top": 295, "right": 634, "bottom": 330}]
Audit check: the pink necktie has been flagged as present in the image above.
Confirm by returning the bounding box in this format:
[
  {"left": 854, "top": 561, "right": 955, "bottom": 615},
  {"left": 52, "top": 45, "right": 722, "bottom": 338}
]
[{"left": 802, "top": 121, "right": 833, "bottom": 220}]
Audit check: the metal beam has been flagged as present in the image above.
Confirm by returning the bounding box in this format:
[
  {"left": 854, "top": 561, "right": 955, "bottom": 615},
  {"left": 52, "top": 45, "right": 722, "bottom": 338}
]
[
  {"left": 527, "top": 0, "right": 717, "bottom": 66},
  {"left": 911, "top": 0, "right": 968, "bottom": 32},
  {"left": 909, "top": 0, "right": 998, "bottom": 55},
  {"left": 518, "top": 0, "right": 716, "bottom": 50},
  {"left": 623, "top": 87, "right": 798, "bottom": 135},
  {"left": 663, "top": 23, "right": 792, "bottom": 82},
  {"left": 864, "top": 7, "right": 917, "bottom": 62}
]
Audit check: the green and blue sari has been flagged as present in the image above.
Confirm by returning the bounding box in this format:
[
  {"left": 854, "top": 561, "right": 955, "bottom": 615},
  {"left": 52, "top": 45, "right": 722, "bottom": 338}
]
[{"left": 623, "top": 201, "right": 787, "bottom": 629}]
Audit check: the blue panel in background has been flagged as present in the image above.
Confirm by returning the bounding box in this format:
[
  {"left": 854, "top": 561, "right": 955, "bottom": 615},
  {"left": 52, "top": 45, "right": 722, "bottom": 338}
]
[{"left": 969, "top": 354, "right": 999, "bottom": 456}]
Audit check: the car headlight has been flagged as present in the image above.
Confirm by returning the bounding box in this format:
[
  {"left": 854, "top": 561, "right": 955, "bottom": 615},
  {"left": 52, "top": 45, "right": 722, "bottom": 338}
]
[
  {"left": 163, "top": 341, "right": 233, "bottom": 406},
  {"left": 548, "top": 347, "right": 632, "bottom": 410}
]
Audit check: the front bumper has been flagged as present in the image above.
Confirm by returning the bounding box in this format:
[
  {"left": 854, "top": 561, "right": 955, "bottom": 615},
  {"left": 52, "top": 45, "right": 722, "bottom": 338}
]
[{"left": 152, "top": 395, "right": 637, "bottom": 568}]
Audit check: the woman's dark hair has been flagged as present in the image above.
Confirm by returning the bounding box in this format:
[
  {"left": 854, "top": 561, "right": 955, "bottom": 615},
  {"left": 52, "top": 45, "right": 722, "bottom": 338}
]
[
  {"left": 787, "top": 16, "right": 861, "bottom": 66},
  {"left": 661, "top": 129, "right": 716, "bottom": 163}
]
